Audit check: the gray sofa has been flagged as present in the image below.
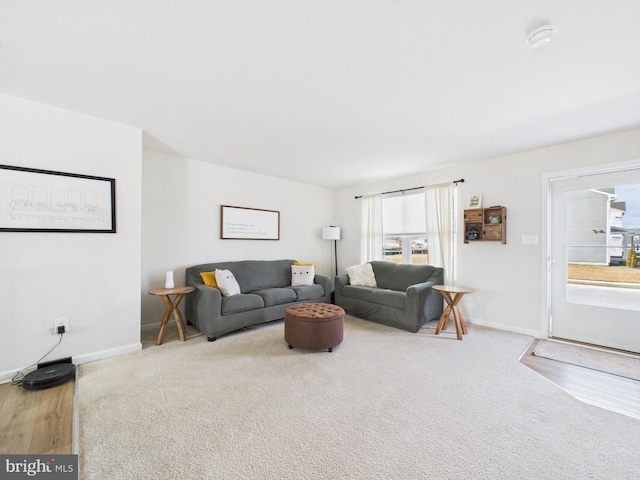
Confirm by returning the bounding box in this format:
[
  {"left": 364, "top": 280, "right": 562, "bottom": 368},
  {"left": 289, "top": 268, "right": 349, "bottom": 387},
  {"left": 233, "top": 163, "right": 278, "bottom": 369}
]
[
  {"left": 334, "top": 261, "right": 444, "bottom": 333},
  {"left": 185, "top": 259, "right": 331, "bottom": 341}
]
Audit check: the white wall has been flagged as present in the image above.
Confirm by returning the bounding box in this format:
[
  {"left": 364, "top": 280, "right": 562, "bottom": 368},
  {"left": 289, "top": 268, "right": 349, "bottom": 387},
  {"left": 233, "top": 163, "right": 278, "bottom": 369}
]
[
  {"left": 334, "top": 128, "right": 640, "bottom": 337},
  {"left": 0, "top": 93, "right": 142, "bottom": 382},
  {"left": 141, "top": 150, "right": 336, "bottom": 326}
]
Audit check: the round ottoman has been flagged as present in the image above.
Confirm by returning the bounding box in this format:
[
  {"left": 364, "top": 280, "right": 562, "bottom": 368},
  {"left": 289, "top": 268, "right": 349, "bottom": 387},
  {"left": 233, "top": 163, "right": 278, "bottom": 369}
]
[{"left": 284, "top": 303, "right": 344, "bottom": 352}]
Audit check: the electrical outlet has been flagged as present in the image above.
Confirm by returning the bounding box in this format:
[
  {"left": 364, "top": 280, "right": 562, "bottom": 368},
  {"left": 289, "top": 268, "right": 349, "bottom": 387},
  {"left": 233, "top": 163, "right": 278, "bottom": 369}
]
[{"left": 54, "top": 317, "right": 69, "bottom": 333}]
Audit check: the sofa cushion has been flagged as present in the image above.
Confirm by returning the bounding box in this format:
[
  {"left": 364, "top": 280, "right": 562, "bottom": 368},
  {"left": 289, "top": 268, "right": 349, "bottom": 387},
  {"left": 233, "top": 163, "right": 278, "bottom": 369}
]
[
  {"left": 252, "top": 288, "right": 297, "bottom": 307},
  {"left": 342, "top": 285, "right": 406, "bottom": 309},
  {"left": 215, "top": 269, "right": 241, "bottom": 296},
  {"left": 287, "top": 284, "right": 324, "bottom": 301},
  {"left": 370, "top": 261, "right": 435, "bottom": 291},
  {"left": 221, "top": 294, "right": 264, "bottom": 314},
  {"left": 291, "top": 265, "right": 315, "bottom": 286},
  {"left": 346, "top": 263, "right": 377, "bottom": 287}
]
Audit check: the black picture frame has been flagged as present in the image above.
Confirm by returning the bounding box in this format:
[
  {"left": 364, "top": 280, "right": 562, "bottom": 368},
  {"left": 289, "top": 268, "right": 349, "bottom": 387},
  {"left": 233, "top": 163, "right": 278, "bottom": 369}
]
[{"left": 0, "top": 164, "right": 116, "bottom": 233}]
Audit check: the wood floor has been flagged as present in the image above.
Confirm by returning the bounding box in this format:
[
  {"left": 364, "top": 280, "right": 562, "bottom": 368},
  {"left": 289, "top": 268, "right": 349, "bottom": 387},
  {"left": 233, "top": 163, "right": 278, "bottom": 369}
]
[
  {"left": 0, "top": 380, "right": 74, "bottom": 454},
  {"left": 519, "top": 339, "right": 640, "bottom": 420},
  {"left": 1, "top": 339, "right": 639, "bottom": 455}
]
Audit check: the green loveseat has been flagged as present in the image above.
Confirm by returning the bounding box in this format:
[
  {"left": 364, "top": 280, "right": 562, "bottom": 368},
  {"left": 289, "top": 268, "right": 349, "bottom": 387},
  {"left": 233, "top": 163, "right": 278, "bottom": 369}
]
[{"left": 334, "top": 261, "right": 444, "bottom": 333}]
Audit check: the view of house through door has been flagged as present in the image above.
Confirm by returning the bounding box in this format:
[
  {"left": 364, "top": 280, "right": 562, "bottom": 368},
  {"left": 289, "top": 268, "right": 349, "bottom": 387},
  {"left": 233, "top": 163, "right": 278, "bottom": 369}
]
[{"left": 549, "top": 166, "right": 640, "bottom": 354}]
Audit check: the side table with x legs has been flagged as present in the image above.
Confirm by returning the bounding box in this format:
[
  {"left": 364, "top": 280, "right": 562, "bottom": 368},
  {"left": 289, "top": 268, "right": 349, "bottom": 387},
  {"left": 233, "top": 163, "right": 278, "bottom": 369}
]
[
  {"left": 433, "top": 285, "right": 474, "bottom": 341},
  {"left": 148, "top": 286, "right": 195, "bottom": 345}
]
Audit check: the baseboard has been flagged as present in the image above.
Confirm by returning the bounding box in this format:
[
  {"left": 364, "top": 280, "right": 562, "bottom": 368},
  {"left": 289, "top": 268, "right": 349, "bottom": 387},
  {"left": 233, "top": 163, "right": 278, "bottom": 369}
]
[
  {"left": 141, "top": 321, "right": 162, "bottom": 331},
  {"left": 0, "top": 368, "right": 34, "bottom": 384},
  {"left": 0, "top": 343, "right": 142, "bottom": 383},
  {"left": 0, "top": 342, "right": 143, "bottom": 385},
  {"left": 466, "top": 318, "right": 541, "bottom": 338},
  {"left": 72, "top": 342, "right": 142, "bottom": 366}
]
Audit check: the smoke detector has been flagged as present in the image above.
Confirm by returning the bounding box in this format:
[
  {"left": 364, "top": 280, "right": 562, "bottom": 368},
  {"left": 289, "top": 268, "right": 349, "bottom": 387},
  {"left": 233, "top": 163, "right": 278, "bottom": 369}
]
[{"left": 526, "top": 24, "right": 557, "bottom": 48}]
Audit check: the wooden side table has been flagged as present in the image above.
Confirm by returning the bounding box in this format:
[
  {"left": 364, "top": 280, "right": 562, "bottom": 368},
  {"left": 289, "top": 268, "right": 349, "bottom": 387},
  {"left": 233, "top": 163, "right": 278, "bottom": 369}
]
[
  {"left": 433, "top": 285, "right": 474, "bottom": 341},
  {"left": 148, "top": 286, "right": 195, "bottom": 345}
]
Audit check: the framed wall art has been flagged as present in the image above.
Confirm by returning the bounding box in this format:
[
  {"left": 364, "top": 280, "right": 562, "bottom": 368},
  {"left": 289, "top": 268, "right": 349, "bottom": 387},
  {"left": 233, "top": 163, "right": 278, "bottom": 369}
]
[
  {"left": 0, "top": 164, "right": 116, "bottom": 233},
  {"left": 466, "top": 194, "right": 482, "bottom": 209},
  {"left": 220, "top": 205, "right": 280, "bottom": 240}
]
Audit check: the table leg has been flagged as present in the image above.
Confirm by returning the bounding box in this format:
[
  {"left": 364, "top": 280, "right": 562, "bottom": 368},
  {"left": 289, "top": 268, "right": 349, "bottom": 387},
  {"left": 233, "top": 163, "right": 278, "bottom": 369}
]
[
  {"left": 435, "top": 296, "right": 454, "bottom": 334},
  {"left": 452, "top": 304, "right": 464, "bottom": 340},
  {"left": 435, "top": 291, "right": 468, "bottom": 340},
  {"left": 172, "top": 294, "right": 188, "bottom": 341},
  {"left": 454, "top": 304, "right": 469, "bottom": 335},
  {"left": 156, "top": 296, "right": 173, "bottom": 345},
  {"left": 156, "top": 294, "right": 187, "bottom": 345}
]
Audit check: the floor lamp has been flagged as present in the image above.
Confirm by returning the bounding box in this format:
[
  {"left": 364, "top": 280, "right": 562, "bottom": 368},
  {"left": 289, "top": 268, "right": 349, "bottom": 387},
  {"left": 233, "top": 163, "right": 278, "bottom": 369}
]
[{"left": 322, "top": 226, "right": 341, "bottom": 276}]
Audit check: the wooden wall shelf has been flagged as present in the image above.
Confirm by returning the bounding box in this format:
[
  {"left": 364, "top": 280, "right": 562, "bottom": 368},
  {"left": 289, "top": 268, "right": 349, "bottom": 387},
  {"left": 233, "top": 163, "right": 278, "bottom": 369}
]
[{"left": 464, "top": 207, "right": 507, "bottom": 244}]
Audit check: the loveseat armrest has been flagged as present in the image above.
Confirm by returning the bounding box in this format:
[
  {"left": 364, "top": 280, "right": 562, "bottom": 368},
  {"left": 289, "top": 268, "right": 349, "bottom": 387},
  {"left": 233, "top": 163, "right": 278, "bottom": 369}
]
[
  {"left": 334, "top": 274, "right": 350, "bottom": 303},
  {"left": 406, "top": 280, "right": 443, "bottom": 323},
  {"left": 335, "top": 274, "right": 350, "bottom": 289},
  {"left": 406, "top": 280, "right": 437, "bottom": 299}
]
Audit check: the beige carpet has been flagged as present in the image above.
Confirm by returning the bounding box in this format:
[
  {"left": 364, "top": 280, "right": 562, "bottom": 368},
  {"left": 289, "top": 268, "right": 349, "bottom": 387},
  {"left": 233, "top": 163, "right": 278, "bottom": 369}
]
[
  {"left": 534, "top": 339, "right": 640, "bottom": 381},
  {"left": 78, "top": 317, "right": 640, "bottom": 479}
]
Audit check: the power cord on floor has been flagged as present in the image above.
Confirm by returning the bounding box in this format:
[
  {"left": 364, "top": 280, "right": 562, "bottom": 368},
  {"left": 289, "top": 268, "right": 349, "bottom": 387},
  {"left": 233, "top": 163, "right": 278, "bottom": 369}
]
[{"left": 11, "top": 330, "right": 65, "bottom": 387}]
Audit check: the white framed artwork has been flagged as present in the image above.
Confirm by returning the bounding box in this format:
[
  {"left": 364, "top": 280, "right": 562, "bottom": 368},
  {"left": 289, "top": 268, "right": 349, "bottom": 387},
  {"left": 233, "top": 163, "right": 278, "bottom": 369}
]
[{"left": 467, "top": 194, "right": 482, "bottom": 209}]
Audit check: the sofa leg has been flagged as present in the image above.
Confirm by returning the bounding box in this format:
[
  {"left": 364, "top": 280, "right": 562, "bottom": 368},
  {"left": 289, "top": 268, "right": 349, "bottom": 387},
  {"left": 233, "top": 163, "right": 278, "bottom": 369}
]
[{"left": 208, "top": 336, "right": 217, "bottom": 342}]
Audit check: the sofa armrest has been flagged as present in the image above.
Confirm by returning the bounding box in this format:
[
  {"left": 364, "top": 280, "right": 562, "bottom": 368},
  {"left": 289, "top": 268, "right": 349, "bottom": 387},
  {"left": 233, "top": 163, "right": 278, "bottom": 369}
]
[
  {"left": 185, "top": 283, "right": 223, "bottom": 328},
  {"left": 313, "top": 274, "right": 331, "bottom": 296}
]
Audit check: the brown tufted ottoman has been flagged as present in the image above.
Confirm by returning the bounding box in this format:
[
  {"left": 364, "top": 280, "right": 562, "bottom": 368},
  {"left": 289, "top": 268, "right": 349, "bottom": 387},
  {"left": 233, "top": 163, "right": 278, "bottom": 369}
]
[{"left": 284, "top": 303, "right": 344, "bottom": 352}]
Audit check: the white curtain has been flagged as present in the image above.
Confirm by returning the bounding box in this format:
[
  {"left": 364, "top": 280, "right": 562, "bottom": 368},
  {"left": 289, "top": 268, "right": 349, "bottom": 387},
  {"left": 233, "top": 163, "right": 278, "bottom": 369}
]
[
  {"left": 425, "top": 183, "right": 456, "bottom": 284},
  {"left": 360, "top": 194, "right": 384, "bottom": 263}
]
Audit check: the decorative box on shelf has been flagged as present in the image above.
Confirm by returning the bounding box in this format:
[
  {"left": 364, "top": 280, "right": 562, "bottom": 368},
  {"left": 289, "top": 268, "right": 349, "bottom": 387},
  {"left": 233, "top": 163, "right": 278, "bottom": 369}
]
[{"left": 463, "top": 206, "right": 506, "bottom": 244}]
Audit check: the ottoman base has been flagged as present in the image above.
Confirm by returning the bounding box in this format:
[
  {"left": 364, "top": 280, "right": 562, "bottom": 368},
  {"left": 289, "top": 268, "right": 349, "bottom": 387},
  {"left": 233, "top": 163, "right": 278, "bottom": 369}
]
[{"left": 284, "top": 303, "right": 345, "bottom": 352}]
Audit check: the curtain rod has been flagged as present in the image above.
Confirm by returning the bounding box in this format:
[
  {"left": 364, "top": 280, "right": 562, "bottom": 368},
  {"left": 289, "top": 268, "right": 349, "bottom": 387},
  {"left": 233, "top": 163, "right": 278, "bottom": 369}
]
[{"left": 354, "top": 178, "right": 464, "bottom": 199}]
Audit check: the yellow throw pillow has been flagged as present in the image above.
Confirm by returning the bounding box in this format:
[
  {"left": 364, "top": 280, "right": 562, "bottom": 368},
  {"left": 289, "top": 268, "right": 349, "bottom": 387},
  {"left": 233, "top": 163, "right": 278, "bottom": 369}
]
[
  {"left": 200, "top": 271, "right": 218, "bottom": 288},
  {"left": 294, "top": 261, "right": 317, "bottom": 269}
]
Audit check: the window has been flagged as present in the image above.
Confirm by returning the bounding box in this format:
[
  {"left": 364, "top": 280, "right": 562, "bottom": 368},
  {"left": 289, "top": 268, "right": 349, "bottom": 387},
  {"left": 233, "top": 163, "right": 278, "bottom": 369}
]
[
  {"left": 564, "top": 184, "right": 640, "bottom": 299},
  {"left": 382, "top": 192, "right": 428, "bottom": 264}
]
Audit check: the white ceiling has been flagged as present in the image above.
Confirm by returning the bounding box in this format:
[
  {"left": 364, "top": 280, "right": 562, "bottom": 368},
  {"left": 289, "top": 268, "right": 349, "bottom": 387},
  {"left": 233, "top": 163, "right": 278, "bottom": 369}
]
[{"left": 2, "top": 1, "right": 640, "bottom": 189}]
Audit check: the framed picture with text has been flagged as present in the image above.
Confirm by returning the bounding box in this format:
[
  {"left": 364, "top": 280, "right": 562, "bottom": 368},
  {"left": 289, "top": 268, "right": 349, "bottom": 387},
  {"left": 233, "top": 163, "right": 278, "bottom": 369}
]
[{"left": 220, "top": 205, "right": 280, "bottom": 240}]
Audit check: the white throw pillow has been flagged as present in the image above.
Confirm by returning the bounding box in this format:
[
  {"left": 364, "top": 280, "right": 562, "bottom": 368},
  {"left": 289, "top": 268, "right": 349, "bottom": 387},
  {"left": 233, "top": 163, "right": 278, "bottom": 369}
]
[
  {"left": 346, "top": 263, "right": 377, "bottom": 287},
  {"left": 291, "top": 264, "right": 315, "bottom": 286},
  {"left": 215, "top": 269, "right": 241, "bottom": 296}
]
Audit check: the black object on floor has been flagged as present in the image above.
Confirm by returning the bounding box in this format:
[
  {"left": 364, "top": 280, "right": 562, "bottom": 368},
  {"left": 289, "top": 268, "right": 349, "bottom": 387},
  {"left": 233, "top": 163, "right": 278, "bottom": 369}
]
[{"left": 22, "top": 363, "right": 76, "bottom": 390}]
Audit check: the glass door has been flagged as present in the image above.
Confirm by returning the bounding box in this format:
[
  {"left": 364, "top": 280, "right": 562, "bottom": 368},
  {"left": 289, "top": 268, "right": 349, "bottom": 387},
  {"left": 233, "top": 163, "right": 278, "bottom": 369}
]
[{"left": 549, "top": 167, "right": 640, "bottom": 353}]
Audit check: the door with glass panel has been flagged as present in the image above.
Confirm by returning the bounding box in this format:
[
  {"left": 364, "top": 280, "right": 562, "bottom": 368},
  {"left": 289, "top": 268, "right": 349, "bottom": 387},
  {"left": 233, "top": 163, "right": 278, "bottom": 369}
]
[{"left": 549, "top": 167, "right": 640, "bottom": 353}]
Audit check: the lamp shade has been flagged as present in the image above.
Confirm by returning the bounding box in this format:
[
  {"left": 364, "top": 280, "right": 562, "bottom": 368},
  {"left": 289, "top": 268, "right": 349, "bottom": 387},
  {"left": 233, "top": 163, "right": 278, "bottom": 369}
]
[{"left": 322, "top": 226, "right": 341, "bottom": 240}]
